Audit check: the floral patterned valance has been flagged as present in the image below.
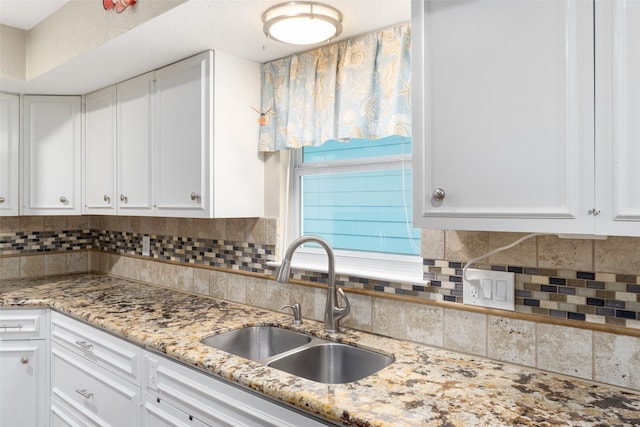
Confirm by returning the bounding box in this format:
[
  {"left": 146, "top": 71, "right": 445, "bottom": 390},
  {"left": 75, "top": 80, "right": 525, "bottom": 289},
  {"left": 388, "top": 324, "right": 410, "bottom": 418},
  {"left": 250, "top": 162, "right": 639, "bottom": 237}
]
[{"left": 258, "top": 23, "right": 411, "bottom": 152}]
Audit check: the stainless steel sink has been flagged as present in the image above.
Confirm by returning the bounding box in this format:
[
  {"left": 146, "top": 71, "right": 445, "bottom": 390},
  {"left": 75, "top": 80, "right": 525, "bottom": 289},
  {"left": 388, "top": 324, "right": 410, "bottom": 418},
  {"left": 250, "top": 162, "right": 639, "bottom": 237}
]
[
  {"left": 267, "top": 342, "right": 394, "bottom": 384},
  {"left": 201, "top": 325, "right": 394, "bottom": 384},
  {"left": 200, "top": 326, "right": 311, "bottom": 361}
]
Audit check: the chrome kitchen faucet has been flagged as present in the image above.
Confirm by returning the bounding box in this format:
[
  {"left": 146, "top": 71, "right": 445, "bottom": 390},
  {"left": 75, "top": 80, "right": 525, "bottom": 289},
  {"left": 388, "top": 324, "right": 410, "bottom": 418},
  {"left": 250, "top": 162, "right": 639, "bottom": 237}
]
[{"left": 276, "top": 236, "right": 350, "bottom": 333}]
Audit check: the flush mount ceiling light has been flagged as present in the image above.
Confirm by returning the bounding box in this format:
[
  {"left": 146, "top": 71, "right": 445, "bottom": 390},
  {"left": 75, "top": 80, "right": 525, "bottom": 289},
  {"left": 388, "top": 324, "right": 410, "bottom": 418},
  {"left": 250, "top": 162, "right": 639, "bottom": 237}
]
[{"left": 262, "top": 2, "right": 343, "bottom": 46}]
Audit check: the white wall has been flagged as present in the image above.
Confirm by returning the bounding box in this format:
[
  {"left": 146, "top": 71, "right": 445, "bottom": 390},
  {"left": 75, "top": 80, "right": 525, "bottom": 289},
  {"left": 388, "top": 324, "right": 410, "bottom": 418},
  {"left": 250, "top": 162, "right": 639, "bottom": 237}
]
[{"left": 0, "top": 25, "right": 26, "bottom": 81}]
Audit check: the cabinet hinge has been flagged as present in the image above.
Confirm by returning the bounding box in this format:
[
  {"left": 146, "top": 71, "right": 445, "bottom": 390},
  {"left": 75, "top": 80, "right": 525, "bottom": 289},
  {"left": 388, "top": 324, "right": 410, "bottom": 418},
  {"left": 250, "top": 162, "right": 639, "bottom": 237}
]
[{"left": 588, "top": 208, "right": 600, "bottom": 216}]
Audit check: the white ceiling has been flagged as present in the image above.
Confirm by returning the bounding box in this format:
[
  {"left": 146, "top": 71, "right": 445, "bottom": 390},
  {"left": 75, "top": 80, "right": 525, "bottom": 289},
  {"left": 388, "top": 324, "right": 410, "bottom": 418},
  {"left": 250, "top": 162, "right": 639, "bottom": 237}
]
[
  {"left": 0, "top": 0, "right": 411, "bottom": 95},
  {"left": 0, "top": 0, "right": 70, "bottom": 30}
]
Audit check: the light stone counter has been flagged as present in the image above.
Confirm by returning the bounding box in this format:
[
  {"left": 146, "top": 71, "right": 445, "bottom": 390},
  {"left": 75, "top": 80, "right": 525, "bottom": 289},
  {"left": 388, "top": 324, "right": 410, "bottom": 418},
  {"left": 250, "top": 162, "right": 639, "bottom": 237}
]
[{"left": 2, "top": 273, "right": 639, "bottom": 426}]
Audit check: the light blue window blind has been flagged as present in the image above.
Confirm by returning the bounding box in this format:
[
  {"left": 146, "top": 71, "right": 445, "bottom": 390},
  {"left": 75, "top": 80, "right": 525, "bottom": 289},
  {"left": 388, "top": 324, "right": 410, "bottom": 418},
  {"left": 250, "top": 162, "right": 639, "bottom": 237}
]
[{"left": 300, "top": 136, "right": 420, "bottom": 256}]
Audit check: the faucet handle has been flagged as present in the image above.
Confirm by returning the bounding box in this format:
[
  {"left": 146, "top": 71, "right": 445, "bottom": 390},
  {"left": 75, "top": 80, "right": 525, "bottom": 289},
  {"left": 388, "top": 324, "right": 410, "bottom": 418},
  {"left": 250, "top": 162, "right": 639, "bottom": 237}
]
[
  {"left": 280, "top": 303, "right": 303, "bottom": 325},
  {"left": 335, "top": 288, "right": 351, "bottom": 315}
]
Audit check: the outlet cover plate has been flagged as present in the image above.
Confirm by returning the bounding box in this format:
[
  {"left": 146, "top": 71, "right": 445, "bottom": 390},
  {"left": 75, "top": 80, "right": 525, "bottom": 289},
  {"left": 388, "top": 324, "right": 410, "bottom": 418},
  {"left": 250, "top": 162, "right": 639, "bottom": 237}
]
[
  {"left": 463, "top": 268, "right": 515, "bottom": 311},
  {"left": 142, "top": 235, "right": 150, "bottom": 256}
]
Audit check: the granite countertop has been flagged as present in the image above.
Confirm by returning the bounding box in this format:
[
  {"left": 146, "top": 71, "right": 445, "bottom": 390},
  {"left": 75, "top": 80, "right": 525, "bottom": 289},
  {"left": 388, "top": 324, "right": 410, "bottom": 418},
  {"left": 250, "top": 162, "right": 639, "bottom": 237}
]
[{"left": 1, "top": 273, "right": 639, "bottom": 426}]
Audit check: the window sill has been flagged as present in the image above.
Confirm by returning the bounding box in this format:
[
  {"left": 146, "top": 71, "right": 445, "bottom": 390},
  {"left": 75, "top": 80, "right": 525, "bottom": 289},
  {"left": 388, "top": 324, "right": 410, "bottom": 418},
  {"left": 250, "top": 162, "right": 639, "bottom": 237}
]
[{"left": 267, "top": 250, "right": 426, "bottom": 286}]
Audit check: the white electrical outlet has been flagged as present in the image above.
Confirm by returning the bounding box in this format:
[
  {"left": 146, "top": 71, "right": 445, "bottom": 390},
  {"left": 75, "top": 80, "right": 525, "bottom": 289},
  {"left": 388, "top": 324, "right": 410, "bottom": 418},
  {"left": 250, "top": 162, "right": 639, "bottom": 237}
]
[
  {"left": 463, "top": 268, "right": 515, "bottom": 311},
  {"left": 142, "top": 235, "right": 150, "bottom": 256}
]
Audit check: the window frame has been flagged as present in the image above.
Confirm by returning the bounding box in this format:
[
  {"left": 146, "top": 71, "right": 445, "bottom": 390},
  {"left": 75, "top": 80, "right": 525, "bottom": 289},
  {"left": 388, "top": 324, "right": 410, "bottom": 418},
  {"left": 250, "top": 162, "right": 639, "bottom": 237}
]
[{"left": 284, "top": 144, "right": 425, "bottom": 285}]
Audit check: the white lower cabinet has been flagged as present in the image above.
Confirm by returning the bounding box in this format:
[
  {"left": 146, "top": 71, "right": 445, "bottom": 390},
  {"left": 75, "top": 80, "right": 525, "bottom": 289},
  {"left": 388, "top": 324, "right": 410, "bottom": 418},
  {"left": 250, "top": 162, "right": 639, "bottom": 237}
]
[
  {"left": 50, "top": 312, "right": 142, "bottom": 427},
  {"left": 143, "top": 350, "right": 328, "bottom": 427},
  {"left": 50, "top": 342, "right": 141, "bottom": 426},
  {"left": 0, "top": 309, "right": 49, "bottom": 427},
  {"left": 0, "top": 339, "right": 48, "bottom": 427},
  {"left": 48, "top": 312, "right": 329, "bottom": 427}
]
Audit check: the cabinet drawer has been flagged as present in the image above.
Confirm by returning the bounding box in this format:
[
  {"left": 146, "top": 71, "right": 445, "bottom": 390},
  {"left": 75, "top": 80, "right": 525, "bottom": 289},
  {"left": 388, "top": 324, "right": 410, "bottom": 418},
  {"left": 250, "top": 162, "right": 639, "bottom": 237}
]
[
  {"left": 142, "top": 391, "right": 209, "bottom": 427},
  {"left": 51, "top": 397, "right": 91, "bottom": 427},
  {"left": 51, "top": 342, "right": 140, "bottom": 427},
  {"left": 51, "top": 311, "right": 141, "bottom": 384},
  {"left": 0, "top": 308, "right": 48, "bottom": 340},
  {"left": 144, "top": 350, "right": 327, "bottom": 427}
]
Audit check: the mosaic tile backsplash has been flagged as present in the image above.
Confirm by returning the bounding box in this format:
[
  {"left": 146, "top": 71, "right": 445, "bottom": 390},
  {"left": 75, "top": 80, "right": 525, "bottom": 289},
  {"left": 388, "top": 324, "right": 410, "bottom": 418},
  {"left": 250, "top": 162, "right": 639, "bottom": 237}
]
[
  {"left": 94, "top": 230, "right": 273, "bottom": 273},
  {"left": 0, "top": 230, "right": 93, "bottom": 254},
  {"left": 423, "top": 260, "right": 640, "bottom": 328},
  {"left": 1, "top": 217, "right": 639, "bottom": 330}
]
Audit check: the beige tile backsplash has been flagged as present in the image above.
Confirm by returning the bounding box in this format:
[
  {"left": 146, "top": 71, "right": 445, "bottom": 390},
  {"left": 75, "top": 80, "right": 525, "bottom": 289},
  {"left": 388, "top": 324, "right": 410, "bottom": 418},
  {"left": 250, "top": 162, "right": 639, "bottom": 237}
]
[
  {"left": 487, "top": 316, "right": 536, "bottom": 367},
  {"left": 595, "top": 236, "right": 640, "bottom": 275},
  {"left": 538, "top": 235, "right": 593, "bottom": 271},
  {"left": 20, "top": 255, "right": 44, "bottom": 277},
  {"left": 406, "top": 303, "right": 443, "bottom": 347},
  {"left": 443, "top": 309, "right": 487, "bottom": 356},
  {"left": 594, "top": 332, "right": 640, "bottom": 390},
  {"left": 433, "top": 228, "right": 640, "bottom": 275},
  {"left": 537, "top": 323, "right": 593, "bottom": 380}
]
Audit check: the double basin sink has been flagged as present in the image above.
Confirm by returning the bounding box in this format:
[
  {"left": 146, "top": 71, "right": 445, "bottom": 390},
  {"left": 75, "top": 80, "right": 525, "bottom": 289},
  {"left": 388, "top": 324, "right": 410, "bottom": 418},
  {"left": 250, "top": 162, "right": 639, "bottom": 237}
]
[{"left": 201, "top": 326, "right": 394, "bottom": 384}]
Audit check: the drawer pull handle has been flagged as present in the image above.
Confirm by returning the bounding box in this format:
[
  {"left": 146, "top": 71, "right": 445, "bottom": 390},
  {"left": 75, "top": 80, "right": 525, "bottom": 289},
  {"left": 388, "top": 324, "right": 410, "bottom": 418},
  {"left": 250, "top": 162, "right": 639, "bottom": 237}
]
[
  {"left": 20, "top": 356, "right": 29, "bottom": 365},
  {"left": 74, "top": 340, "right": 94, "bottom": 351},
  {"left": 0, "top": 324, "right": 23, "bottom": 329},
  {"left": 75, "top": 389, "right": 93, "bottom": 399}
]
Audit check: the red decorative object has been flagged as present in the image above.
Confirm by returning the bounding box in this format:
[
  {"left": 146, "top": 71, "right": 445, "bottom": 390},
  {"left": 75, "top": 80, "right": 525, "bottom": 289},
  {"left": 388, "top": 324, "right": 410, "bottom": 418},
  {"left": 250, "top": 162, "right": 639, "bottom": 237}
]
[
  {"left": 103, "top": 0, "right": 136, "bottom": 13},
  {"left": 251, "top": 106, "right": 273, "bottom": 126}
]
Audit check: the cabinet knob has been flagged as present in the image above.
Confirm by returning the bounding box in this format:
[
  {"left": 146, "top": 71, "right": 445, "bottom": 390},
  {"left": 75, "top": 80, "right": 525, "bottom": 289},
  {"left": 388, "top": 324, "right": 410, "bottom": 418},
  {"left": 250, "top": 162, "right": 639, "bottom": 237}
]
[
  {"left": 20, "top": 356, "right": 29, "bottom": 365},
  {"left": 190, "top": 192, "right": 200, "bottom": 201},
  {"left": 0, "top": 196, "right": 5, "bottom": 203},
  {"left": 120, "top": 194, "right": 127, "bottom": 203},
  {"left": 59, "top": 196, "right": 67, "bottom": 204},
  {"left": 104, "top": 194, "right": 111, "bottom": 203},
  {"left": 432, "top": 188, "right": 446, "bottom": 202}
]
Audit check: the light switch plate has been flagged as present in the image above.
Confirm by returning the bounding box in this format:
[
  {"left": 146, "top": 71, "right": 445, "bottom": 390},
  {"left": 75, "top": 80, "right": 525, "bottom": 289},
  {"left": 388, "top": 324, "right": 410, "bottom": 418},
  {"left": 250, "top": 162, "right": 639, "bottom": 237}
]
[{"left": 463, "top": 268, "right": 515, "bottom": 311}]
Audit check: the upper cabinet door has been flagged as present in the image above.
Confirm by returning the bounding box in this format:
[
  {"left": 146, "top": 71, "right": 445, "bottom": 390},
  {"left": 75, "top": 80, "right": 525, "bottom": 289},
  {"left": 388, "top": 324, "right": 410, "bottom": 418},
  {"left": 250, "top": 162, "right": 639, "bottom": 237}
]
[
  {"left": 154, "top": 52, "right": 212, "bottom": 218},
  {"left": 595, "top": 0, "right": 640, "bottom": 236},
  {"left": 0, "top": 93, "right": 19, "bottom": 216},
  {"left": 22, "top": 96, "right": 81, "bottom": 215},
  {"left": 117, "top": 71, "right": 155, "bottom": 216},
  {"left": 84, "top": 86, "right": 117, "bottom": 214},
  {"left": 412, "top": 0, "right": 594, "bottom": 234}
]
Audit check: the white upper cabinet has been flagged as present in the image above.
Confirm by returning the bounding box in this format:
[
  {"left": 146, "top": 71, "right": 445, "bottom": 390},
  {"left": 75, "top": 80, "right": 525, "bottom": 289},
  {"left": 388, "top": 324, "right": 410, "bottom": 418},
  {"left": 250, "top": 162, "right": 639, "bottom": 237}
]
[
  {"left": 0, "top": 93, "right": 19, "bottom": 216},
  {"left": 84, "top": 86, "right": 117, "bottom": 214},
  {"left": 413, "top": 0, "right": 640, "bottom": 236},
  {"left": 22, "top": 96, "right": 82, "bottom": 215},
  {"left": 210, "top": 51, "right": 264, "bottom": 218},
  {"left": 154, "top": 51, "right": 263, "bottom": 218},
  {"left": 412, "top": 0, "right": 594, "bottom": 234},
  {"left": 81, "top": 51, "right": 262, "bottom": 219},
  {"left": 154, "top": 52, "right": 210, "bottom": 217},
  {"left": 117, "top": 72, "right": 155, "bottom": 216},
  {"left": 83, "top": 73, "right": 155, "bottom": 216},
  {"left": 595, "top": 0, "right": 640, "bottom": 236}
]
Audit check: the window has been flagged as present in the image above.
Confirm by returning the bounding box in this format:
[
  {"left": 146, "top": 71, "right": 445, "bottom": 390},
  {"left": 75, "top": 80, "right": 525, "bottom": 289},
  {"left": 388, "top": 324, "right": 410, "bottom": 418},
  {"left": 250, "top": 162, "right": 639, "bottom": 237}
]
[{"left": 288, "top": 135, "right": 423, "bottom": 283}]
